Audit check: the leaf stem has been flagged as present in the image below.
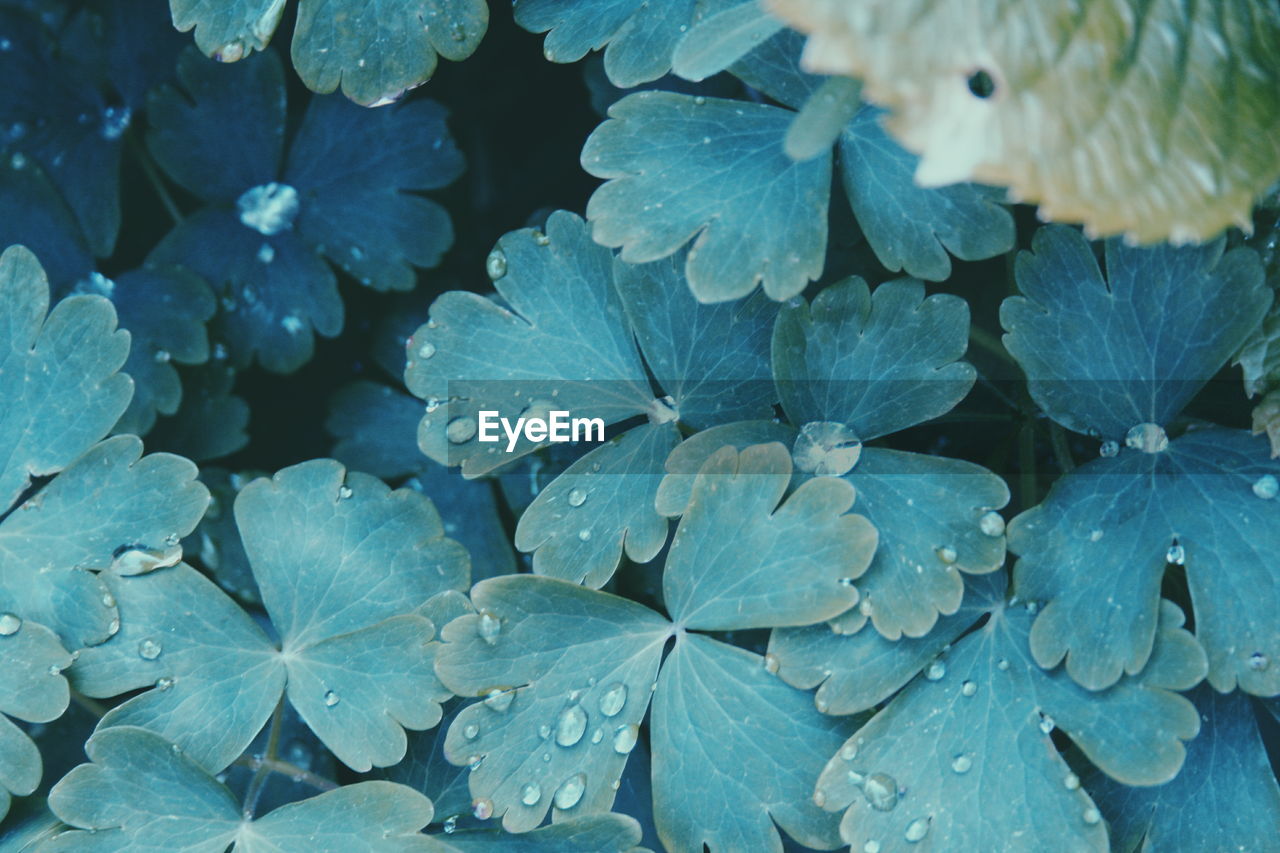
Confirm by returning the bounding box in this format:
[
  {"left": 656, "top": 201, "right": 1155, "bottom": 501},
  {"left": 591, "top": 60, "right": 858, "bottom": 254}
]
[
  {"left": 232, "top": 755, "right": 339, "bottom": 793},
  {"left": 967, "top": 326, "right": 1014, "bottom": 365},
  {"left": 242, "top": 698, "right": 285, "bottom": 818},
  {"left": 1049, "top": 422, "right": 1075, "bottom": 474},
  {"left": 126, "top": 130, "right": 183, "bottom": 224},
  {"left": 69, "top": 689, "right": 108, "bottom": 718}
]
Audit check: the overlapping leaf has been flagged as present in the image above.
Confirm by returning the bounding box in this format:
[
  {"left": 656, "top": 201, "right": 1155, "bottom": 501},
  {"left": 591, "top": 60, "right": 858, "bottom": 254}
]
[
  {"left": 170, "top": 0, "right": 487, "bottom": 106},
  {"left": 767, "top": 0, "right": 1280, "bottom": 243},
  {"left": 70, "top": 459, "right": 469, "bottom": 774},
  {"left": 435, "top": 442, "right": 869, "bottom": 851},
  {"left": 814, "top": 592, "right": 1206, "bottom": 852},
  {"left": 1089, "top": 686, "right": 1280, "bottom": 852},
  {"left": 407, "top": 211, "right": 776, "bottom": 586},
  {"left": 0, "top": 616, "right": 72, "bottom": 821},
  {"left": 582, "top": 32, "right": 1013, "bottom": 302},
  {"left": 148, "top": 48, "right": 463, "bottom": 372},
  {"left": 1003, "top": 227, "right": 1280, "bottom": 694}
]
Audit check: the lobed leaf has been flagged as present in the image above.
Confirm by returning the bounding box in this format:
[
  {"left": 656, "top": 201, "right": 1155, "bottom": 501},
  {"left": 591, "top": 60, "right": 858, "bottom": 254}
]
[{"left": 0, "top": 617, "right": 72, "bottom": 820}]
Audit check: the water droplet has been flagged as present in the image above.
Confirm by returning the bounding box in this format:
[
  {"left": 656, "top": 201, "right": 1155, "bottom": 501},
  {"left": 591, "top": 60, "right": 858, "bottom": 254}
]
[
  {"left": 484, "top": 688, "right": 514, "bottom": 712},
  {"left": 961, "top": 680, "right": 977, "bottom": 697},
  {"left": 599, "top": 683, "right": 627, "bottom": 717},
  {"left": 925, "top": 661, "right": 946, "bottom": 681},
  {"left": 237, "top": 182, "right": 299, "bottom": 235},
  {"left": 859, "top": 598, "right": 874, "bottom": 616},
  {"left": 1125, "top": 423, "right": 1168, "bottom": 454},
  {"left": 792, "top": 421, "right": 862, "bottom": 476},
  {"left": 1089, "top": 528, "right": 1104, "bottom": 542},
  {"left": 997, "top": 659, "right": 1010, "bottom": 671},
  {"left": 1064, "top": 772, "right": 1080, "bottom": 790},
  {"left": 138, "top": 638, "right": 162, "bottom": 660},
  {"left": 1099, "top": 440, "right": 1119, "bottom": 458},
  {"left": 338, "top": 485, "right": 353, "bottom": 500},
  {"left": 47, "top": 664, "right": 60, "bottom": 675},
  {"left": 555, "top": 704, "right": 587, "bottom": 747},
  {"left": 1252, "top": 474, "right": 1278, "bottom": 499},
  {"left": 979, "top": 511, "right": 1005, "bottom": 537},
  {"left": 10, "top": 152, "right": 27, "bottom": 170},
  {"left": 1038, "top": 713, "right": 1055, "bottom": 734},
  {"left": 477, "top": 610, "right": 501, "bottom": 645},
  {"left": 156, "top": 676, "right": 175, "bottom": 691},
  {"left": 108, "top": 618, "right": 120, "bottom": 635},
  {"left": 153, "top": 348, "right": 171, "bottom": 364},
  {"left": 486, "top": 248, "right": 508, "bottom": 280},
  {"left": 863, "top": 842, "right": 882, "bottom": 853},
  {"left": 442, "top": 815, "right": 457, "bottom": 834},
  {"left": 553, "top": 773, "right": 586, "bottom": 809},
  {"left": 468, "top": 754, "right": 484, "bottom": 770},
  {"left": 463, "top": 723, "right": 479, "bottom": 740},
  {"left": 839, "top": 741, "right": 858, "bottom": 761},
  {"left": 936, "top": 545, "right": 958, "bottom": 564},
  {"left": 0, "top": 612, "right": 21, "bottom": 635},
  {"left": 567, "top": 488, "right": 587, "bottom": 507},
  {"left": 951, "top": 755, "right": 972, "bottom": 774},
  {"left": 447, "top": 416, "right": 478, "bottom": 444},
  {"left": 577, "top": 528, "right": 592, "bottom": 542},
  {"left": 904, "top": 817, "right": 930, "bottom": 843},
  {"left": 472, "top": 797, "right": 493, "bottom": 820},
  {"left": 862, "top": 773, "right": 898, "bottom": 811},
  {"left": 257, "top": 243, "right": 275, "bottom": 264},
  {"left": 1083, "top": 807, "right": 1101, "bottom": 825},
  {"left": 813, "top": 787, "right": 827, "bottom": 807},
  {"left": 1166, "top": 542, "right": 1185, "bottom": 565},
  {"left": 520, "top": 782, "right": 541, "bottom": 805},
  {"left": 281, "top": 314, "right": 303, "bottom": 335},
  {"left": 418, "top": 342, "right": 436, "bottom": 359},
  {"left": 533, "top": 230, "right": 550, "bottom": 246},
  {"left": 538, "top": 724, "right": 551, "bottom": 739},
  {"left": 590, "top": 728, "right": 603, "bottom": 744},
  {"left": 612, "top": 723, "right": 638, "bottom": 754},
  {"left": 99, "top": 105, "right": 132, "bottom": 140},
  {"left": 1248, "top": 652, "right": 1269, "bottom": 670},
  {"left": 324, "top": 690, "right": 340, "bottom": 707},
  {"left": 102, "top": 592, "right": 116, "bottom": 607},
  {"left": 764, "top": 653, "right": 780, "bottom": 674},
  {"left": 693, "top": 95, "right": 706, "bottom": 105}
]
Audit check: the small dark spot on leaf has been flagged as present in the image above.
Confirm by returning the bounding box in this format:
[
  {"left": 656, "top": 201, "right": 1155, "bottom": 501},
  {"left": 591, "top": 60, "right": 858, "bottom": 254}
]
[{"left": 967, "top": 70, "right": 996, "bottom": 99}]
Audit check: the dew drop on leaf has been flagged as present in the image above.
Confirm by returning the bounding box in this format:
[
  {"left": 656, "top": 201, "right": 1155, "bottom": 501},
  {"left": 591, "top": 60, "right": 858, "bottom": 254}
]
[
  {"left": 1099, "top": 440, "right": 1119, "bottom": 458},
  {"left": 951, "top": 755, "right": 972, "bottom": 774},
  {"left": 1064, "top": 772, "right": 1080, "bottom": 790},
  {"left": 486, "top": 248, "right": 508, "bottom": 280},
  {"left": 577, "top": 528, "right": 592, "bottom": 542},
  {"left": 935, "top": 545, "right": 958, "bottom": 564},
  {"left": 447, "top": 416, "right": 478, "bottom": 444},
  {"left": 0, "top": 612, "right": 21, "bottom": 635},
  {"left": 156, "top": 677, "right": 175, "bottom": 691},
  {"left": 338, "top": 485, "right": 353, "bottom": 500},
  {"left": 862, "top": 773, "right": 899, "bottom": 811},
  {"left": 443, "top": 815, "right": 457, "bottom": 833},
  {"left": 839, "top": 741, "right": 858, "bottom": 761},
  {"left": 236, "top": 182, "right": 299, "bottom": 236},
  {"left": 137, "top": 638, "right": 162, "bottom": 660},
  {"left": 1124, "top": 423, "right": 1168, "bottom": 454},
  {"left": 555, "top": 704, "right": 587, "bottom": 747},
  {"left": 1083, "top": 807, "right": 1101, "bottom": 825},
  {"left": 864, "top": 842, "right": 882, "bottom": 853},
  {"left": 323, "top": 690, "right": 340, "bottom": 707},
  {"left": 256, "top": 243, "right": 275, "bottom": 264},
  {"left": 554, "top": 773, "right": 587, "bottom": 809},
  {"left": 904, "top": 817, "right": 930, "bottom": 843},
  {"left": 978, "top": 511, "right": 1005, "bottom": 537},
  {"left": 997, "top": 658, "right": 1010, "bottom": 671},
  {"left": 612, "top": 724, "right": 639, "bottom": 755},
  {"left": 1249, "top": 652, "right": 1269, "bottom": 670},
  {"left": 418, "top": 342, "right": 436, "bottom": 359},
  {"left": 1252, "top": 474, "right": 1278, "bottom": 499},
  {"left": 763, "top": 653, "right": 780, "bottom": 674},
  {"left": 961, "top": 680, "right": 977, "bottom": 697},
  {"left": 1166, "top": 541, "right": 1185, "bottom": 565},
  {"left": 463, "top": 723, "right": 479, "bottom": 740},
  {"left": 599, "top": 683, "right": 627, "bottom": 717},
  {"left": 925, "top": 660, "right": 946, "bottom": 681},
  {"left": 483, "top": 688, "right": 514, "bottom": 712},
  {"left": 591, "top": 727, "right": 603, "bottom": 744},
  {"left": 520, "top": 782, "right": 541, "bottom": 805},
  {"left": 472, "top": 797, "right": 494, "bottom": 820},
  {"left": 1038, "top": 713, "right": 1056, "bottom": 734},
  {"left": 477, "top": 610, "right": 501, "bottom": 645},
  {"left": 567, "top": 487, "right": 587, "bottom": 507}
]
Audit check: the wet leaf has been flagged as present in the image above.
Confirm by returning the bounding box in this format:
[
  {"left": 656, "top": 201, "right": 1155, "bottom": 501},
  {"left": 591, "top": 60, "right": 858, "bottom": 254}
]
[{"left": 0, "top": 618, "right": 72, "bottom": 820}]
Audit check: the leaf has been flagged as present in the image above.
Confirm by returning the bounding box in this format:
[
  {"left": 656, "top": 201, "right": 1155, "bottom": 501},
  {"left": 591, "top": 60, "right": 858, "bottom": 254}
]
[
  {"left": 90, "top": 266, "right": 216, "bottom": 437},
  {"left": 1010, "top": 427, "right": 1280, "bottom": 695},
  {"left": 654, "top": 420, "right": 796, "bottom": 517},
  {"left": 147, "top": 362, "right": 250, "bottom": 463},
  {"left": 651, "top": 634, "right": 852, "bottom": 852},
  {"left": 0, "top": 617, "right": 72, "bottom": 820},
  {"left": 583, "top": 91, "right": 831, "bottom": 303},
  {"left": 1089, "top": 686, "right": 1280, "bottom": 853},
  {"left": 769, "top": 569, "right": 1008, "bottom": 716},
  {"left": 44, "top": 726, "right": 438, "bottom": 851},
  {"left": 837, "top": 106, "right": 1014, "bottom": 281},
  {"left": 813, "top": 599, "right": 1206, "bottom": 853},
  {"left": 766, "top": 0, "right": 1280, "bottom": 243},
  {"left": 70, "top": 459, "right": 469, "bottom": 773},
  {"left": 514, "top": 0, "right": 736, "bottom": 88},
  {"left": 0, "top": 156, "right": 94, "bottom": 292},
  {"left": 406, "top": 211, "right": 653, "bottom": 477},
  {"left": 1003, "top": 226, "right": 1270, "bottom": 440},
  {"left": 662, "top": 443, "right": 875, "bottom": 630},
  {"left": 427, "top": 814, "right": 647, "bottom": 852},
  {"left": 773, "top": 277, "right": 976, "bottom": 441},
  {"left": 669, "top": 2, "right": 783, "bottom": 83},
  {"left": 514, "top": 422, "right": 680, "bottom": 587}
]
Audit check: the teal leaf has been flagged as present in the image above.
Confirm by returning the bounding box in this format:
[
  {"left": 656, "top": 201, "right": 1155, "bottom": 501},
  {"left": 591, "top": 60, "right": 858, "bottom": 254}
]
[
  {"left": 1090, "top": 686, "right": 1280, "bottom": 852},
  {"left": 514, "top": 422, "right": 680, "bottom": 587},
  {"left": 662, "top": 443, "right": 875, "bottom": 630},
  {"left": 181, "top": 469, "right": 260, "bottom": 605},
  {"left": 71, "top": 460, "right": 469, "bottom": 773},
  {"left": 814, "top": 600, "right": 1206, "bottom": 853},
  {"left": 283, "top": 95, "right": 463, "bottom": 291},
  {"left": 583, "top": 91, "right": 830, "bottom": 302},
  {"left": 147, "top": 363, "right": 250, "bottom": 463},
  {"left": 669, "top": 2, "right": 783, "bottom": 82},
  {"left": 0, "top": 617, "right": 72, "bottom": 820},
  {"left": 653, "top": 420, "right": 795, "bottom": 517},
  {"left": 44, "top": 726, "right": 437, "bottom": 851},
  {"left": 434, "top": 576, "right": 671, "bottom": 832},
  {"left": 613, "top": 252, "right": 778, "bottom": 429},
  {"left": 514, "top": 0, "right": 729, "bottom": 88},
  {"left": 427, "top": 814, "right": 646, "bottom": 852},
  {"left": 95, "top": 266, "right": 216, "bottom": 437},
  {"left": 837, "top": 107, "right": 1014, "bottom": 282},
  {"left": 1002, "top": 225, "right": 1270, "bottom": 439},
  {"left": 406, "top": 211, "right": 652, "bottom": 477},
  {"left": 1011, "top": 427, "right": 1280, "bottom": 694},
  {"left": 0, "top": 149, "right": 95, "bottom": 291},
  {"left": 773, "top": 277, "right": 975, "bottom": 440},
  {"left": 651, "top": 634, "right": 851, "bottom": 852},
  {"left": 769, "top": 572, "right": 1007, "bottom": 716},
  {"left": 384, "top": 703, "right": 474, "bottom": 824}
]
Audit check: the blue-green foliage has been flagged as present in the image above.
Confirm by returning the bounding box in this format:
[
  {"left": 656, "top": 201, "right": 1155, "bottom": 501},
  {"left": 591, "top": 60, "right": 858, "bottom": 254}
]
[{"left": 0, "top": 1, "right": 1278, "bottom": 851}]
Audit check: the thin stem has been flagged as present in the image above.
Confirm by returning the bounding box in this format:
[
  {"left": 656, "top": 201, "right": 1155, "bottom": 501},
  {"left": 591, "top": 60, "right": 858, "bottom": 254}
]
[
  {"left": 69, "top": 689, "right": 108, "bottom": 718},
  {"left": 1049, "top": 422, "right": 1075, "bottom": 474},
  {"left": 127, "top": 131, "right": 183, "bottom": 224},
  {"left": 232, "top": 755, "right": 339, "bottom": 793},
  {"left": 242, "top": 698, "right": 285, "bottom": 818},
  {"left": 968, "top": 326, "right": 1014, "bottom": 365}
]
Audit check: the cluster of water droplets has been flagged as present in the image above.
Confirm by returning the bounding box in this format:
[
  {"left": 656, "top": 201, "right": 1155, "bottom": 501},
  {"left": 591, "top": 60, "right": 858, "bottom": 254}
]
[{"left": 237, "top": 182, "right": 299, "bottom": 236}]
